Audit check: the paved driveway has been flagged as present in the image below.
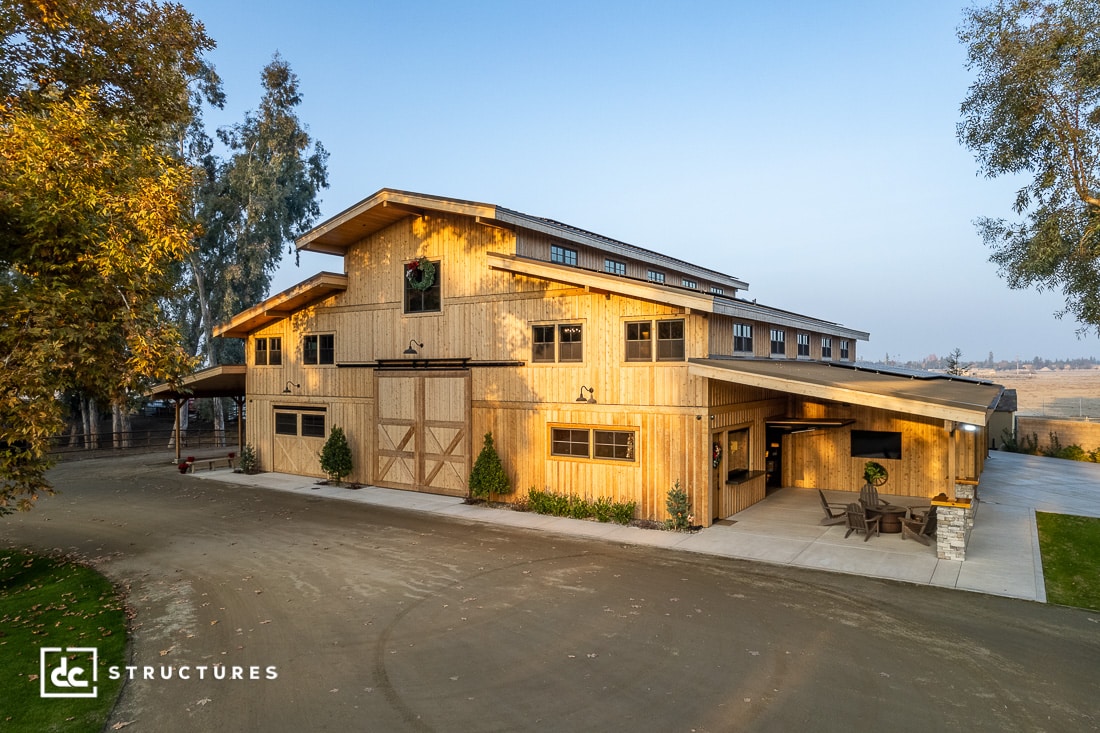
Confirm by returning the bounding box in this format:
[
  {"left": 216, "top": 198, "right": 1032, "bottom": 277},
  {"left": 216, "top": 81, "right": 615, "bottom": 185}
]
[{"left": 3, "top": 455, "right": 1100, "bottom": 732}]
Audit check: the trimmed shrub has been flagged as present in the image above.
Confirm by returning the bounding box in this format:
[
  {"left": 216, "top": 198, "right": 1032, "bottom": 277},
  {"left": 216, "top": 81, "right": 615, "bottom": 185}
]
[
  {"left": 319, "top": 427, "right": 353, "bottom": 485},
  {"left": 469, "top": 432, "right": 512, "bottom": 499},
  {"left": 238, "top": 443, "right": 258, "bottom": 475},
  {"left": 665, "top": 480, "right": 693, "bottom": 531}
]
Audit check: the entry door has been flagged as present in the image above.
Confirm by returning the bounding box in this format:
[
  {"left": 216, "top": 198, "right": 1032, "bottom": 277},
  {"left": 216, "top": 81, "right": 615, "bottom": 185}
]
[{"left": 374, "top": 371, "right": 470, "bottom": 496}]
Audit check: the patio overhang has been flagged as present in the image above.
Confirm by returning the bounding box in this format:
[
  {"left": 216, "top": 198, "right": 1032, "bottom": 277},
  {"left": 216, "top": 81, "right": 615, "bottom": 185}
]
[
  {"left": 766, "top": 417, "right": 856, "bottom": 433},
  {"left": 148, "top": 364, "right": 247, "bottom": 400},
  {"left": 690, "top": 358, "right": 1003, "bottom": 425}
]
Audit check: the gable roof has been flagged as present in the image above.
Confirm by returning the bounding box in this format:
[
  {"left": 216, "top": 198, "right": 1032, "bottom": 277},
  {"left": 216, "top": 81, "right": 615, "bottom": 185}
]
[
  {"left": 214, "top": 272, "right": 348, "bottom": 339},
  {"left": 296, "top": 188, "right": 750, "bottom": 293}
]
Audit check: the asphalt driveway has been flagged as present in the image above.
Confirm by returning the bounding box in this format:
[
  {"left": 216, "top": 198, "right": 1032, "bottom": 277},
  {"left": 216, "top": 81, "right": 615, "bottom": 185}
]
[{"left": 3, "top": 454, "right": 1099, "bottom": 732}]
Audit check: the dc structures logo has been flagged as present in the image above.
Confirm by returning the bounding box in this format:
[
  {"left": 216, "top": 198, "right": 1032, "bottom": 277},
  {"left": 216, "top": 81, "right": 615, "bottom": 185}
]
[{"left": 39, "top": 647, "right": 98, "bottom": 698}]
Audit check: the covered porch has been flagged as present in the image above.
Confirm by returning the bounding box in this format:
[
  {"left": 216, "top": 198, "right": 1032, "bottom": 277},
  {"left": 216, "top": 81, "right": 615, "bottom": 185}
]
[{"left": 148, "top": 364, "right": 247, "bottom": 463}]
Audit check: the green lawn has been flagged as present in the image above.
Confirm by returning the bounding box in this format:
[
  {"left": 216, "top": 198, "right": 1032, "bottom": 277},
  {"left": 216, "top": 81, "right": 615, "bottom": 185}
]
[
  {"left": 0, "top": 550, "right": 127, "bottom": 733},
  {"left": 1036, "top": 512, "right": 1100, "bottom": 611}
]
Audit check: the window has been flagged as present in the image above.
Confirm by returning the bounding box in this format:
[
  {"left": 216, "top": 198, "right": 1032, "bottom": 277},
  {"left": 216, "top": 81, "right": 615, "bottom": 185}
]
[
  {"left": 821, "top": 337, "right": 832, "bottom": 359},
  {"left": 733, "top": 323, "right": 753, "bottom": 353},
  {"left": 626, "top": 319, "right": 685, "bottom": 362},
  {"left": 797, "top": 333, "right": 810, "bottom": 357},
  {"left": 727, "top": 427, "right": 750, "bottom": 481},
  {"left": 709, "top": 286, "right": 724, "bottom": 295},
  {"left": 681, "top": 278, "right": 697, "bottom": 289},
  {"left": 532, "top": 324, "right": 582, "bottom": 363},
  {"left": 404, "top": 259, "right": 441, "bottom": 313},
  {"left": 851, "top": 430, "right": 902, "bottom": 460},
  {"left": 605, "top": 258, "right": 626, "bottom": 276},
  {"left": 840, "top": 340, "right": 850, "bottom": 360},
  {"left": 770, "top": 329, "right": 786, "bottom": 356},
  {"left": 304, "top": 334, "right": 335, "bottom": 365},
  {"left": 625, "top": 321, "right": 652, "bottom": 361},
  {"left": 551, "top": 245, "right": 577, "bottom": 266},
  {"left": 300, "top": 414, "right": 326, "bottom": 438},
  {"left": 551, "top": 428, "right": 589, "bottom": 457},
  {"left": 551, "top": 426, "right": 637, "bottom": 462},
  {"left": 275, "top": 413, "right": 298, "bottom": 435},
  {"left": 255, "top": 337, "right": 282, "bottom": 366},
  {"left": 558, "top": 324, "right": 583, "bottom": 362},
  {"left": 647, "top": 270, "right": 665, "bottom": 283},
  {"left": 593, "top": 430, "right": 635, "bottom": 461},
  {"left": 657, "top": 319, "right": 685, "bottom": 361}
]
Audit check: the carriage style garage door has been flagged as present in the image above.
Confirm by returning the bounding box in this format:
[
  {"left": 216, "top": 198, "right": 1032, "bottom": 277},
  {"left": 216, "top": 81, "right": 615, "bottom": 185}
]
[
  {"left": 272, "top": 405, "right": 327, "bottom": 478},
  {"left": 374, "top": 371, "right": 470, "bottom": 496}
]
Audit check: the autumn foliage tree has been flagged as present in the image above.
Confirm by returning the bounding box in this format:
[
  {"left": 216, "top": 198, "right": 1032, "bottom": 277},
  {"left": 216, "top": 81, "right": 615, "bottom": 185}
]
[{"left": 0, "top": 0, "right": 211, "bottom": 512}]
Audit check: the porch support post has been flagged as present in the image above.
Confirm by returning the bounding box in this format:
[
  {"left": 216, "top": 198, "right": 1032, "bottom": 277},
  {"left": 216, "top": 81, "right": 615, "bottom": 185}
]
[
  {"left": 173, "top": 399, "right": 182, "bottom": 464},
  {"left": 945, "top": 420, "right": 957, "bottom": 501},
  {"left": 233, "top": 396, "right": 245, "bottom": 454}
]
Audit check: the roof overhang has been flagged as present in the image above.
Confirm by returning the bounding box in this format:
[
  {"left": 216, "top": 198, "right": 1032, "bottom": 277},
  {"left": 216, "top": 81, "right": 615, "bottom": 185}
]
[
  {"left": 690, "top": 358, "right": 1003, "bottom": 425},
  {"left": 148, "top": 364, "right": 246, "bottom": 399},
  {"left": 213, "top": 271, "right": 348, "bottom": 339}
]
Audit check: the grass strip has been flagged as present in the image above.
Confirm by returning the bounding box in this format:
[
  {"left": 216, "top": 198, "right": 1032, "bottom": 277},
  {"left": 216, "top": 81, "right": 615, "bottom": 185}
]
[
  {"left": 0, "top": 550, "right": 127, "bottom": 732},
  {"left": 1036, "top": 512, "right": 1100, "bottom": 611}
]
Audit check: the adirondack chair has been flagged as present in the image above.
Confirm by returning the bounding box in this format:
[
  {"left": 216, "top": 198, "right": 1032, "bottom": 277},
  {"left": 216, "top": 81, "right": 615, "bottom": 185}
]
[
  {"left": 844, "top": 502, "right": 880, "bottom": 542},
  {"left": 900, "top": 506, "right": 937, "bottom": 546},
  {"left": 859, "top": 483, "right": 890, "bottom": 510},
  {"left": 818, "top": 489, "right": 847, "bottom": 526}
]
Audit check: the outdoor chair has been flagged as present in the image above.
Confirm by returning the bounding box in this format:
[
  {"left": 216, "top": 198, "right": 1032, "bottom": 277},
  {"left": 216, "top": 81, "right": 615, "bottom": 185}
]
[
  {"left": 844, "top": 502, "right": 881, "bottom": 542},
  {"left": 818, "top": 489, "right": 848, "bottom": 526},
  {"left": 859, "top": 483, "right": 890, "bottom": 510},
  {"left": 900, "top": 506, "right": 937, "bottom": 546}
]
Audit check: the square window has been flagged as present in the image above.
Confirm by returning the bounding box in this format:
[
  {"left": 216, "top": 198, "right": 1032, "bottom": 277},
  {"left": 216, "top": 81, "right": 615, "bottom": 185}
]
[
  {"left": 275, "top": 413, "right": 297, "bottom": 436},
  {"left": 550, "top": 245, "right": 577, "bottom": 266},
  {"left": 300, "top": 414, "right": 326, "bottom": 438},
  {"left": 404, "top": 259, "right": 441, "bottom": 313},
  {"left": 304, "top": 334, "right": 335, "bottom": 365},
  {"left": 551, "top": 428, "right": 589, "bottom": 457},
  {"left": 605, "top": 259, "right": 626, "bottom": 276},
  {"left": 656, "top": 319, "right": 685, "bottom": 361},
  {"left": 532, "top": 325, "right": 555, "bottom": 362},
  {"left": 558, "top": 324, "right": 583, "bottom": 362},
  {"left": 593, "top": 430, "right": 635, "bottom": 461},
  {"left": 625, "top": 321, "right": 652, "bottom": 362}
]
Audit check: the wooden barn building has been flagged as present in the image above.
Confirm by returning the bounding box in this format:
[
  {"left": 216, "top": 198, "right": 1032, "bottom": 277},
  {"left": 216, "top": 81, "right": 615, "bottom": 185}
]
[{"left": 210, "top": 189, "right": 1003, "bottom": 527}]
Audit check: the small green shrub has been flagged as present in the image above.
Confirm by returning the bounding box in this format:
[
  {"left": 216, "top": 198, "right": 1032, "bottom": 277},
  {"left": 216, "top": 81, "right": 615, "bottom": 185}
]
[
  {"left": 469, "top": 432, "right": 512, "bottom": 499},
  {"left": 609, "top": 500, "right": 636, "bottom": 525},
  {"left": 319, "top": 426, "right": 353, "bottom": 484},
  {"left": 524, "top": 488, "right": 635, "bottom": 524},
  {"left": 665, "top": 480, "right": 693, "bottom": 531},
  {"left": 238, "top": 443, "right": 258, "bottom": 474},
  {"left": 593, "top": 496, "right": 614, "bottom": 523}
]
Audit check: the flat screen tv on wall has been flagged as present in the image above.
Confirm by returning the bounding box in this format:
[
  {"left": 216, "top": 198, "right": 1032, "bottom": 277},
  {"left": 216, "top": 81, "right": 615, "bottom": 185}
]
[{"left": 850, "top": 430, "right": 902, "bottom": 460}]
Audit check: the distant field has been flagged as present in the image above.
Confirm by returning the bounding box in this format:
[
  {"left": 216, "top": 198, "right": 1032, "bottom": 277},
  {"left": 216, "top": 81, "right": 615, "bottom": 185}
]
[{"left": 991, "top": 370, "right": 1100, "bottom": 419}]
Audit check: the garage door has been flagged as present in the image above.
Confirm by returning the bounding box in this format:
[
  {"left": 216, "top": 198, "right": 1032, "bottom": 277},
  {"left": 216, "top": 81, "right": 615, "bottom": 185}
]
[
  {"left": 272, "top": 405, "right": 327, "bottom": 477},
  {"left": 374, "top": 371, "right": 470, "bottom": 496}
]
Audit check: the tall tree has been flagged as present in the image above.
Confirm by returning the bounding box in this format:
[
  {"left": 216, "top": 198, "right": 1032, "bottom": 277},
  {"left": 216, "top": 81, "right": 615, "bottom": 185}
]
[
  {"left": 958, "top": 0, "right": 1100, "bottom": 331},
  {"left": 0, "top": 0, "right": 210, "bottom": 512},
  {"left": 176, "top": 55, "right": 328, "bottom": 369}
]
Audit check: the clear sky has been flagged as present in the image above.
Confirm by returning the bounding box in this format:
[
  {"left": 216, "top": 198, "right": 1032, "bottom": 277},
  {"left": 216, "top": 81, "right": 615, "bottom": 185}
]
[{"left": 178, "top": 0, "right": 1098, "bottom": 363}]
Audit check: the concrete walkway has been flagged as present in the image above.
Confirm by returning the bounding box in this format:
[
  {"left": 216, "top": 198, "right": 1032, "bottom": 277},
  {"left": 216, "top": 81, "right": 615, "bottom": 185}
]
[{"left": 192, "top": 451, "right": 1100, "bottom": 604}]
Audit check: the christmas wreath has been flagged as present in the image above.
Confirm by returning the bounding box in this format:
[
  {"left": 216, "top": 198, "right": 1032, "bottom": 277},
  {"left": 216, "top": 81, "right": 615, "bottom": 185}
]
[{"left": 405, "top": 259, "right": 436, "bottom": 291}]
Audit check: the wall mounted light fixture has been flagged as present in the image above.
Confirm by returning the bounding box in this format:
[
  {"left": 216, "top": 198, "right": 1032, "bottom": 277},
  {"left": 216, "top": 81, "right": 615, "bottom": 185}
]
[
  {"left": 403, "top": 339, "right": 424, "bottom": 356},
  {"left": 283, "top": 381, "right": 300, "bottom": 394},
  {"left": 575, "top": 386, "right": 596, "bottom": 404}
]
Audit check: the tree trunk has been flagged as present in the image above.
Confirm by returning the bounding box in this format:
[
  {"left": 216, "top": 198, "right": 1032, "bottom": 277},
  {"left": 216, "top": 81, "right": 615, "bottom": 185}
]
[
  {"left": 213, "top": 398, "right": 226, "bottom": 447},
  {"left": 112, "top": 400, "right": 132, "bottom": 448},
  {"left": 112, "top": 402, "right": 122, "bottom": 449},
  {"left": 84, "top": 397, "right": 99, "bottom": 450}
]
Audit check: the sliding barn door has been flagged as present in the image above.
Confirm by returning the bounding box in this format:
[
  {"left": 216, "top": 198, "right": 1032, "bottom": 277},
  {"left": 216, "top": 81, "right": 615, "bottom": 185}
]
[{"left": 374, "top": 371, "right": 470, "bottom": 496}]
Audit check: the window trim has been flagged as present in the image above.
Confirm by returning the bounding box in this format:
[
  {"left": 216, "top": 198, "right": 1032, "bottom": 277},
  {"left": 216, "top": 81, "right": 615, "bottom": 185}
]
[
  {"left": 531, "top": 322, "right": 584, "bottom": 364},
  {"left": 797, "top": 332, "right": 811, "bottom": 358},
  {"left": 733, "top": 323, "right": 753, "bottom": 354},
  {"left": 550, "top": 244, "right": 578, "bottom": 267},
  {"left": 604, "top": 258, "right": 626, "bottom": 276},
  {"left": 624, "top": 318, "right": 686, "bottom": 363},
  {"left": 821, "top": 337, "right": 833, "bottom": 360},
  {"left": 647, "top": 269, "right": 665, "bottom": 283},
  {"left": 681, "top": 278, "right": 698, "bottom": 289},
  {"left": 770, "top": 328, "right": 786, "bottom": 357},
  {"left": 549, "top": 424, "right": 638, "bottom": 464},
  {"left": 840, "top": 340, "right": 851, "bottom": 360},
  {"left": 303, "top": 333, "right": 335, "bottom": 366}
]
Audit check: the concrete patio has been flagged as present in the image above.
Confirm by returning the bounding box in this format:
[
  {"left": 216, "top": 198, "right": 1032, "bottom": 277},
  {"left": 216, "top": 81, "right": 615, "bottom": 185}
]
[{"left": 193, "top": 450, "right": 1100, "bottom": 604}]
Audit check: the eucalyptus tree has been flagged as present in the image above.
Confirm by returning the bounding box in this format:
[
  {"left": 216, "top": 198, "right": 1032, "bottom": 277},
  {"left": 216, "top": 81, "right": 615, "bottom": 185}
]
[{"left": 959, "top": 0, "right": 1100, "bottom": 331}]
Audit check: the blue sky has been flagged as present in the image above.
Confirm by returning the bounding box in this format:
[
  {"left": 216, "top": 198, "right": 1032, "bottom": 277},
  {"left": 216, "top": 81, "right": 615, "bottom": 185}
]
[{"left": 179, "top": 0, "right": 1096, "bottom": 362}]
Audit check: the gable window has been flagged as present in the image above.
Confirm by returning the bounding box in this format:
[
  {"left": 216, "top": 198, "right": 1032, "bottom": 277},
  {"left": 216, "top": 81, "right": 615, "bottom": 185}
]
[
  {"left": 770, "top": 329, "right": 786, "bottom": 356},
  {"left": 551, "top": 426, "right": 637, "bottom": 462},
  {"left": 709, "top": 286, "right": 724, "bottom": 295},
  {"left": 404, "top": 259, "right": 441, "bottom": 313},
  {"left": 647, "top": 270, "right": 665, "bottom": 283},
  {"left": 551, "top": 245, "right": 577, "bottom": 267},
  {"left": 255, "top": 337, "right": 282, "bottom": 366},
  {"left": 304, "top": 334, "right": 335, "bottom": 365},
  {"left": 797, "top": 333, "right": 810, "bottom": 357},
  {"left": 625, "top": 321, "right": 652, "bottom": 362},
  {"left": 840, "top": 340, "right": 850, "bottom": 360},
  {"left": 733, "top": 323, "right": 753, "bottom": 353},
  {"left": 821, "top": 337, "right": 832, "bottom": 359},
  {"left": 605, "top": 258, "right": 626, "bottom": 276},
  {"left": 657, "top": 319, "right": 685, "bottom": 361},
  {"left": 532, "top": 323, "right": 583, "bottom": 363},
  {"left": 682, "top": 278, "right": 697, "bottom": 289}
]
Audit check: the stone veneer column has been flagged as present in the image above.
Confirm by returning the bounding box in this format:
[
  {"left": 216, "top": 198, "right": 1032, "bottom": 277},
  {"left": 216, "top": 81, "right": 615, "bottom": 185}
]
[{"left": 932, "top": 495, "right": 973, "bottom": 561}]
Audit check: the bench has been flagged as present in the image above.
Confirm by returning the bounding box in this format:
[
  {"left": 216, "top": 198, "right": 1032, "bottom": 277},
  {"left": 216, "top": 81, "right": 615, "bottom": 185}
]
[{"left": 187, "top": 457, "right": 236, "bottom": 473}]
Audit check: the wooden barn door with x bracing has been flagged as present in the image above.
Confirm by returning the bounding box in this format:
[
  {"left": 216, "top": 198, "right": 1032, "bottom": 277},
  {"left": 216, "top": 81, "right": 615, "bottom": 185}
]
[{"left": 373, "top": 371, "right": 471, "bottom": 496}]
